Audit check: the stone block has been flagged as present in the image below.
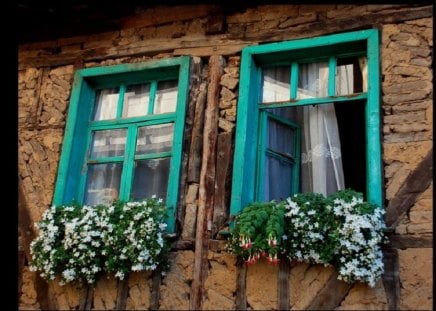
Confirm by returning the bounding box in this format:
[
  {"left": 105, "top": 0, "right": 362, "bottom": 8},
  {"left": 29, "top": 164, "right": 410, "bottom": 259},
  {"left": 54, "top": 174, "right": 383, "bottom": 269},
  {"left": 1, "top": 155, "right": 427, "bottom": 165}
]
[
  {"left": 336, "top": 280, "right": 388, "bottom": 310},
  {"left": 92, "top": 274, "right": 117, "bottom": 310},
  {"left": 220, "top": 87, "right": 236, "bottom": 101},
  {"left": 247, "top": 258, "right": 279, "bottom": 310},
  {"left": 218, "top": 118, "right": 235, "bottom": 132},
  {"left": 126, "top": 271, "right": 152, "bottom": 310},
  {"left": 398, "top": 248, "right": 433, "bottom": 310},
  {"left": 220, "top": 74, "right": 239, "bottom": 90}
]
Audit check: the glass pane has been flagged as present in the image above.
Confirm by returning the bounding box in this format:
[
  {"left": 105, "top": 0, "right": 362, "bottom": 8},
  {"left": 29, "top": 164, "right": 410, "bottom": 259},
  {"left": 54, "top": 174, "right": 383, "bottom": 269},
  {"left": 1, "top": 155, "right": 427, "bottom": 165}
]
[
  {"left": 263, "top": 155, "right": 293, "bottom": 201},
  {"left": 122, "top": 84, "right": 150, "bottom": 118},
  {"left": 136, "top": 124, "right": 174, "bottom": 155},
  {"left": 267, "top": 119, "right": 294, "bottom": 156},
  {"left": 90, "top": 129, "right": 127, "bottom": 158},
  {"left": 336, "top": 57, "right": 365, "bottom": 95},
  {"left": 131, "top": 158, "right": 170, "bottom": 201},
  {"left": 93, "top": 88, "right": 119, "bottom": 120},
  {"left": 84, "top": 163, "right": 122, "bottom": 205},
  {"left": 297, "top": 62, "right": 329, "bottom": 99},
  {"left": 154, "top": 80, "right": 178, "bottom": 114},
  {"left": 262, "top": 67, "right": 290, "bottom": 102}
]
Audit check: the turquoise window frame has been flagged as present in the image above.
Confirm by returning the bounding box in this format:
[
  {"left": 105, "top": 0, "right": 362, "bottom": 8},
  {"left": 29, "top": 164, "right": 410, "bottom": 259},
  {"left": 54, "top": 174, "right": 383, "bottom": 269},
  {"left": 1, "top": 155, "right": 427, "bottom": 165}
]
[
  {"left": 53, "top": 56, "right": 191, "bottom": 232},
  {"left": 230, "top": 29, "right": 382, "bottom": 216}
]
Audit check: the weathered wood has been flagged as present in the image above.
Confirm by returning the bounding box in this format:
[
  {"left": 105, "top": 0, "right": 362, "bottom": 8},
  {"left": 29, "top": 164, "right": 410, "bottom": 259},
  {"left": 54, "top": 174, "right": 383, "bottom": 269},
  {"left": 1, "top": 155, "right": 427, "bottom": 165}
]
[
  {"left": 173, "top": 44, "right": 247, "bottom": 57},
  {"left": 233, "top": 5, "right": 433, "bottom": 43},
  {"left": 177, "top": 56, "right": 203, "bottom": 230},
  {"left": 278, "top": 259, "right": 290, "bottom": 310},
  {"left": 79, "top": 285, "right": 94, "bottom": 310},
  {"left": 18, "top": 250, "right": 25, "bottom": 297},
  {"left": 190, "top": 55, "right": 224, "bottom": 310},
  {"left": 305, "top": 270, "right": 352, "bottom": 310},
  {"left": 382, "top": 248, "right": 400, "bottom": 310},
  {"left": 385, "top": 235, "right": 433, "bottom": 249},
  {"left": 212, "top": 132, "right": 233, "bottom": 236},
  {"left": 34, "top": 67, "right": 47, "bottom": 126},
  {"left": 385, "top": 149, "right": 433, "bottom": 227},
  {"left": 235, "top": 257, "right": 247, "bottom": 310},
  {"left": 115, "top": 274, "right": 130, "bottom": 310},
  {"left": 170, "top": 239, "right": 195, "bottom": 251},
  {"left": 187, "top": 82, "right": 207, "bottom": 183},
  {"left": 150, "top": 270, "right": 162, "bottom": 310}
]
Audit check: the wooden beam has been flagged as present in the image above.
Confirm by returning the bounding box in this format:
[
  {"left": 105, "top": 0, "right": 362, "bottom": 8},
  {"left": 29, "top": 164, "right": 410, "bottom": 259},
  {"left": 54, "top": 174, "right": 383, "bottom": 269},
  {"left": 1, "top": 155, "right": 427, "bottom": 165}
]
[
  {"left": 385, "top": 235, "right": 433, "bottom": 249},
  {"left": 78, "top": 286, "right": 94, "bottom": 310},
  {"left": 212, "top": 132, "right": 233, "bottom": 236},
  {"left": 305, "top": 271, "right": 352, "bottom": 310},
  {"left": 115, "top": 275, "right": 129, "bottom": 310},
  {"left": 150, "top": 270, "right": 162, "bottom": 310},
  {"left": 278, "top": 259, "right": 290, "bottom": 310},
  {"left": 190, "top": 55, "right": 224, "bottom": 310},
  {"left": 177, "top": 56, "right": 203, "bottom": 229},
  {"left": 382, "top": 248, "right": 400, "bottom": 311},
  {"left": 235, "top": 258, "right": 247, "bottom": 310},
  {"left": 385, "top": 149, "right": 433, "bottom": 228}
]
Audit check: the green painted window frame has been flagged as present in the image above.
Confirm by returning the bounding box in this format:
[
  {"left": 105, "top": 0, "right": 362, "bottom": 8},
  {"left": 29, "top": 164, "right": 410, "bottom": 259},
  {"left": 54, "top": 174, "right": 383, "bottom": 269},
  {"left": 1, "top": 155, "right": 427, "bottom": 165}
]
[
  {"left": 230, "top": 29, "right": 382, "bottom": 216},
  {"left": 53, "top": 56, "right": 191, "bottom": 232}
]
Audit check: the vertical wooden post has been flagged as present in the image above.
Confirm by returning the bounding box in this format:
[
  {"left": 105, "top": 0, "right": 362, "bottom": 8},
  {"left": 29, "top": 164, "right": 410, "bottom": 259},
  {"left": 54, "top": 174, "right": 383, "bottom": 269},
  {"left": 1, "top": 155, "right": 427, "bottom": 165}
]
[
  {"left": 190, "top": 55, "right": 224, "bottom": 310},
  {"left": 235, "top": 257, "right": 247, "bottom": 310},
  {"left": 150, "top": 269, "right": 162, "bottom": 310},
  {"left": 277, "top": 259, "right": 290, "bottom": 310},
  {"left": 78, "top": 285, "right": 94, "bottom": 310},
  {"left": 382, "top": 248, "right": 400, "bottom": 310},
  {"left": 115, "top": 274, "right": 130, "bottom": 310}
]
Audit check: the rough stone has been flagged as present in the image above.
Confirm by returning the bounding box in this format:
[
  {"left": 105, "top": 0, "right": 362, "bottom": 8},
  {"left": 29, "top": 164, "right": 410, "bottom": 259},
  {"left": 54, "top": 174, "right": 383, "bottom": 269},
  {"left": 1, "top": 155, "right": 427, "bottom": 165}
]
[
  {"left": 181, "top": 203, "right": 198, "bottom": 240},
  {"left": 336, "top": 280, "right": 388, "bottom": 310},
  {"left": 383, "top": 141, "right": 432, "bottom": 165},
  {"left": 290, "top": 263, "right": 336, "bottom": 310},
  {"left": 203, "top": 252, "right": 237, "bottom": 310},
  {"left": 220, "top": 74, "right": 239, "bottom": 90},
  {"left": 19, "top": 267, "right": 40, "bottom": 310},
  {"left": 92, "top": 274, "right": 117, "bottom": 310},
  {"left": 246, "top": 258, "right": 279, "bottom": 310},
  {"left": 220, "top": 87, "right": 236, "bottom": 101},
  {"left": 398, "top": 248, "right": 433, "bottom": 310},
  {"left": 48, "top": 280, "right": 81, "bottom": 310},
  {"left": 159, "top": 251, "right": 194, "bottom": 310},
  {"left": 218, "top": 118, "right": 235, "bottom": 132},
  {"left": 126, "top": 271, "right": 152, "bottom": 310},
  {"left": 384, "top": 111, "right": 426, "bottom": 124}
]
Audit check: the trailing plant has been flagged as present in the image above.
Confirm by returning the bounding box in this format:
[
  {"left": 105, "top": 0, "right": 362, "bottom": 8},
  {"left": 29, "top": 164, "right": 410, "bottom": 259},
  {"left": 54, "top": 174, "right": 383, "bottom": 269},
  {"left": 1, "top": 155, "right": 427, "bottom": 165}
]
[
  {"left": 29, "top": 197, "right": 169, "bottom": 286},
  {"left": 227, "top": 189, "right": 387, "bottom": 287}
]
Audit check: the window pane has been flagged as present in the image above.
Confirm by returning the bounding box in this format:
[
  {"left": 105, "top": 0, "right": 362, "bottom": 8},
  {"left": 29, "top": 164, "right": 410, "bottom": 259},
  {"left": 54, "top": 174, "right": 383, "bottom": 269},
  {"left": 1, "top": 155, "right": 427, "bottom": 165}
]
[
  {"left": 122, "top": 84, "right": 150, "bottom": 118},
  {"left": 90, "top": 129, "right": 127, "bottom": 158},
  {"left": 262, "top": 67, "right": 290, "bottom": 102},
  {"left": 131, "top": 158, "right": 170, "bottom": 201},
  {"left": 263, "top": 155, "right": 293, "bottom": 201},
  {"left": 84, "top": 163, "right": 122, "bottom": 205},
  {"left": 335, "top": 57, "right": 365, "bottom": 95},
  {"left": 297, "top": 62, "right": 329, "bottom": 99},
  {"left": 267, "top": 118, "right": 294, "bottom": 156},
  {"left": 136, "top": 123, "right": 174, "bottom": 155},
  {"left": 154, "top": 80, "right": 178, "bottom": 114},
  {"left": 93, "top": 88, "right": 119, "bottom": 120}
]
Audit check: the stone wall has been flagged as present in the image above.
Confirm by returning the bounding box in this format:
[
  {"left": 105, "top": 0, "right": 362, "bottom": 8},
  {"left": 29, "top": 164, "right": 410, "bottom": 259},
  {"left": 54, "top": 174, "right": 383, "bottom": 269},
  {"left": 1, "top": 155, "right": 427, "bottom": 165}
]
[{"left": 18, "top": 4, "right": 432, "bottom": 310}]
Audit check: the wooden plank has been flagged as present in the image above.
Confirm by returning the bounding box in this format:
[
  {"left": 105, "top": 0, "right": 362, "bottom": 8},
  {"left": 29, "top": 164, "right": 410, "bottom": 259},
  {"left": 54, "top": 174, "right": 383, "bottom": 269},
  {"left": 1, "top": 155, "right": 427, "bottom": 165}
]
[
  {"left": 173, "top": 44, "right": 247, "bottom": 57},
  {"left": 150, "top": 270, "right": 162, "bottom": 310},
  {"left": 190, "top": 55, "right": 224, "bottom": 310},
  {"left": 115, "top": 274, "right": 130, "bottom": 310},
  {"left": 177, "top": 56, "right": 203, "bottom": 229},
  {"left": 386, "top": 235, "right": 433, "bottom": 249},
  {"left": 235, "top": 258, "right": 247, "bottom": 310},
  {"left": 79, "top": 285, "right": 94, "bottom": 310},
  {"left": 385, "top": 149, "right": 433, "bottom": 227},
  {"left": 212, "top": 132, "right": 233, "bottom": 236},
  {"left": 278, "top": 259, "right": 290, "bottom": 310},
  {"left": 187, "top": 83, "right": 207, "bottom": 183},
  {"left": 305, "top": 271, "right": 352, "bottom": 310},
  {"left": 382, "top": 248, "right": 400, "bottom": 310}
]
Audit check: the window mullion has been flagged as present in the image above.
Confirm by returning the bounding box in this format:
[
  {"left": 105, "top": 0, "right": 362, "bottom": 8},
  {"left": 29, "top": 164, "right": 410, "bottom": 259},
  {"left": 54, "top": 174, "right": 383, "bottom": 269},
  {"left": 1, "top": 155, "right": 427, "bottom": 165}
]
[
  {"left": 117, "top": 84, "right": 126, "bottom": 118},
  {"left": 77, "top": 127, "right": 93, "bottom": 204},
  {"left": 119, "top": 125, "right": 137, "bottom": 201},
  {"left": 328, "top": 57, "right": 336, "bottom": 97},
  {"left": 148, "top": 81, "right": 157, "bottom": 115},
  {"left": 290, "top": 62, "right": 298, "bottom": 99},
  {"left": 255, "top": 111, "right": 268, "bottom": 201}
]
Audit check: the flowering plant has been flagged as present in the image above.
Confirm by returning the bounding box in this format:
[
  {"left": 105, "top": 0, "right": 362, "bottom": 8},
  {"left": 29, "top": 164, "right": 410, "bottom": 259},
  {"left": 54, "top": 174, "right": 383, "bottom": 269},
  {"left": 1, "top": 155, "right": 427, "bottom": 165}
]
[
  {"left": 29, "top": 197, "right": 169, "bottom": 286},
  {"left": 227, "top": 189, "right": 387, "bottom": 287}
]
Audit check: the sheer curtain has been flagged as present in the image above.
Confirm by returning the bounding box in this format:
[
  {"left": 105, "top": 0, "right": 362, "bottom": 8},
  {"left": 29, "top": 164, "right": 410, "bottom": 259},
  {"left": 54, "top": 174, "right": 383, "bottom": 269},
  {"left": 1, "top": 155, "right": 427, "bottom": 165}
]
[{"left": 298, "top": 63, "right": 344, "bottom": 195}]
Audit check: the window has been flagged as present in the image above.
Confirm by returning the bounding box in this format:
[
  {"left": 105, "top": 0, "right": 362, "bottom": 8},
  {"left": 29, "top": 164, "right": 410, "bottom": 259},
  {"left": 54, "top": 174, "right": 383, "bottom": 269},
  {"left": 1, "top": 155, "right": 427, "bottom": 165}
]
[
  {"left": 53, "top": 57, "right": 191, "bottom": 232},
  {"left": 230, "top": 29, "right": 382, "bottom": 216}
]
